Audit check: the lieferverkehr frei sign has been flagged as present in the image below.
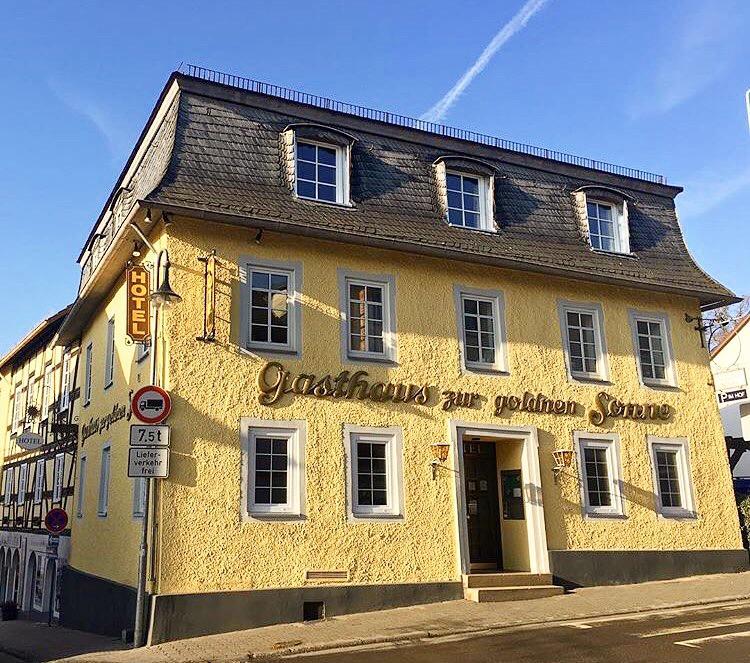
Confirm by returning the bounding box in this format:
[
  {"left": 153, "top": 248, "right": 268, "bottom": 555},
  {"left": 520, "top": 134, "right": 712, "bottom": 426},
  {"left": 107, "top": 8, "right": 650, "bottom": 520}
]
[{"left": 128, "top": 447, "right": 169, "bottom": 478}]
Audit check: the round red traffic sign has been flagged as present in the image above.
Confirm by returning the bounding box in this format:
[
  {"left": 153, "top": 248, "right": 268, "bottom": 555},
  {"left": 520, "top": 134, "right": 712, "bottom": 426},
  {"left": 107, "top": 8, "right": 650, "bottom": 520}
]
[
  {"left": 44, "top": 508, "right": 69, "bottom": 534},
  {"left": 131, "top": 385, "right": 172, "bottom": 424}
]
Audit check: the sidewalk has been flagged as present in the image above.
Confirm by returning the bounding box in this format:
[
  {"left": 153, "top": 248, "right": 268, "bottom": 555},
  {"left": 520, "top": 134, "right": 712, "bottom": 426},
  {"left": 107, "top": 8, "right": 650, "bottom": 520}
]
[{"left": 2, "top": 572, "right": 746, "bottom": 663}]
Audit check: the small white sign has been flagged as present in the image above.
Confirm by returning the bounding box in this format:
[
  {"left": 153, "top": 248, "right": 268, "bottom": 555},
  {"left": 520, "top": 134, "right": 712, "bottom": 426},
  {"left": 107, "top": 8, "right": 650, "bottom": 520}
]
[
  {"left": 130, "top": 425, "right": 170, "bottom": 448},
  {"left": 17, "top": 431, "right": 44, "bottom": 451},
  {"left": 718, "top": 388, "right": 749, "bottom": 404},
  {"left": 128, "top": 447, "right": 170, "bottom": 478}
]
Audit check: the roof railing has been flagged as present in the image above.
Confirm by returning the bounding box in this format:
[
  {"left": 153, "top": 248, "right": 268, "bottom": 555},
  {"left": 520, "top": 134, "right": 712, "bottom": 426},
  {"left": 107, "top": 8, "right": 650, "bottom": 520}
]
[{"left": 181, "top": 64, "right": 666, "bottom": 185}]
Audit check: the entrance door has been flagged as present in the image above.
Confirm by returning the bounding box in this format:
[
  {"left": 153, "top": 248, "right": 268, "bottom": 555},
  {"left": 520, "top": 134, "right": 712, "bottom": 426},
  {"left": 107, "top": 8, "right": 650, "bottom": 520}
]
[{"left": 463, "top": 441, "right": 501, "bottom": 569}]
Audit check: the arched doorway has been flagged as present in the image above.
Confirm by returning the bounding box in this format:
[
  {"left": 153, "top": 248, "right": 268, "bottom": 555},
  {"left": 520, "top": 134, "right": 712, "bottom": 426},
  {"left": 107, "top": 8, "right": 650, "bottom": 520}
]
[
  {"left": 43, "top": 559, "right": 57, "bottom": 619},
  {"left": 8, "top": 550, "right": 20, "bottom": 604},
  {"left": 22, "top": 553, "right": 36, "bottom": 612},
  {"left": 0, "top": 548, "right": 7, "bottom": 600}
]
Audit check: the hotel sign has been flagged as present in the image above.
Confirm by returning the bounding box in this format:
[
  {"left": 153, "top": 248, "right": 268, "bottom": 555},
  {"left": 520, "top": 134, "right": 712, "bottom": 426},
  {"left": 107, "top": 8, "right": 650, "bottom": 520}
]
[
  {"left": 257, "top": 362, "right": 673, "bottom": 427},
  {"left": 126, "top": 265, "right": 151, "bottom": 343}
]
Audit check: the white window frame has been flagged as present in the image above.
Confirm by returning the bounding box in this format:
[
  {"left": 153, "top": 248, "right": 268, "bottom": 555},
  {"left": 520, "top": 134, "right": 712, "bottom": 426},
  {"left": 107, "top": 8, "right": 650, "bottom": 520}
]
[
  {"left": 345, "top": 425, "right": 404, "bottom": 520},
  {"left": 33, "top": 459, "right": 44, "bottom": 504},
  {"left": 13, "top": 384, "right": 26, "bottom": 433},
  {"left": 240, "top": 258, "right": 302, "bottom": 356},
  {"left": 648, "top": 437, "right": 696, "bottom": 519},
  {"left": 76, "top": 455, "right": 87, "bottom": 518},
  {"left": 83, "top": 343, "right": 93, "bottom": 407},
  {"left": 338, "top": 270, "right": 397, "bottom": 363},
  {"left": 17, "top": 464, "right": 28, "bottom": 503},
  {"left": 294, "top": 138, "right": 350, "bottom": 205},
  {"left": 558, "top": 300, "right": 610, "bottom": 382},
  {"left": 586, "top": 198, "right": 630, "bottom": 254},
  {"left": 628, "top": 310, "right": 677, "bottom": 388},
  {"left": 132, "top": 477, "right": 147, "bottom": 519},
  {"left": 574, "top": 432, "right": 625, "bottom": 518},
  {"left": 454, "top": 286, "right": 509, "bottom": 374},
  {"left": 104, "top": 317, "right": 115, "bottom": 389},
  {"left": 52, "top": 453, "right": 65, "bottom": 503},
  {"left": 445, "top": 170, "right": 493, "bottom": 231},
  {"left": 4, "top": 467, "right": 14, "bottom": 505},
  {"left": 59, "top": 352, "right": 71, "bottom": 412},
  {"left": 97, "top": 444, "right": 111, "bottom": 517},
  {"left": 41, "top": 364, "right": 54, "bottom": 419},
  {"left": 240, "top": 418, "right": 306, "bottom": 520}
]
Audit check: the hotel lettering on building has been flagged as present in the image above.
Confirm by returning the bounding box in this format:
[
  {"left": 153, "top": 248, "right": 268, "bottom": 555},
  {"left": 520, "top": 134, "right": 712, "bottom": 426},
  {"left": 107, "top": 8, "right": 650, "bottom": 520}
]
[{"left": 2, "top": 69, "right": 747, "bottom": 642}]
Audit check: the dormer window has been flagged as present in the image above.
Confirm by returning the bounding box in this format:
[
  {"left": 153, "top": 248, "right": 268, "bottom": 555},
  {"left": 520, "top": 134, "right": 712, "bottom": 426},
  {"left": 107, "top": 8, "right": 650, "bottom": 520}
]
[
  {"left": 575, "top": 187, "right": 631, "bottom": 255},
  {"left": 283, "top": 123, "right": 355, "bottom": 206},
  {"left": 436, "top": 157, "right": 496, "bottom": 232}
]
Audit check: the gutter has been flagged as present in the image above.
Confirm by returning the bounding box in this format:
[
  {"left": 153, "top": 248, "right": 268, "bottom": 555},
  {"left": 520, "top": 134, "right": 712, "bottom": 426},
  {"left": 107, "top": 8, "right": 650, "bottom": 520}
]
[{"left": 141, "top": 199, "right": 737, "bottom": 311}]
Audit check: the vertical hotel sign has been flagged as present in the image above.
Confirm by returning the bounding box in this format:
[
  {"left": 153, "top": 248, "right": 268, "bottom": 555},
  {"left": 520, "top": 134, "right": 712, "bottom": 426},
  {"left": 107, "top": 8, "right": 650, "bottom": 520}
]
[{"left": 127, "top": 265, "right": 151, "bottom": 342}]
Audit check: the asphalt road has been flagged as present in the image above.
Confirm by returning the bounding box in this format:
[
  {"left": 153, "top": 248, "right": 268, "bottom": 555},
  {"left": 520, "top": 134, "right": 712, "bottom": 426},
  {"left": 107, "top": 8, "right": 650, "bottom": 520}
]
[{"left": 288, "top": 602, "right": 750, "bottom": 662}]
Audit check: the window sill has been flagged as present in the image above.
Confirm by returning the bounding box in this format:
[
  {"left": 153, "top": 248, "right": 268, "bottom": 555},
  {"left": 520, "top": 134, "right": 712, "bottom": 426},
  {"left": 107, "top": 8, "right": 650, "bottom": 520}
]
[
  {"left": 640, "top": 379, "right": 679, "bottom": 391},
  {"left": 568, "top": 374, "right": 611, "bottom": 386},
  {"left": 445, "top": 220, "right": 497, "bottom": 234},
  {"left": 294, "top": 194, "right": 355, "bottom": 210},
  {"left": 345, "top": 354, "right": 398, "bottom": 367},
  {"left": 349, "top": 512, "right": 404, "bottom": 523},
  {"left": 104, "top": 382, "right": 113, "bottom": 391},
  {"left": 243, "top": 512, "right": 306, "bottom": 523},
  {"left": 590, "top": 248, "right": 638, "bottom": 260},
  {"left": 240, "top": 345, "right": 301, "bottom": 359},
  {"left": 657, "top": 510, "right": 698, "bottom": 521},
  {"left": 463, "top": 364, "right": 510, "bottom": 377},
  {"left": 582, "top": 511, "right": 627, "bottom": 521}
]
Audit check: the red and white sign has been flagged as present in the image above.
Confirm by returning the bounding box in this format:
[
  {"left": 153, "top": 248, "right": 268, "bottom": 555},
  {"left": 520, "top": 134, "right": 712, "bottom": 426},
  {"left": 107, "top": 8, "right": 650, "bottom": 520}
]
[
  {"left": 44, "top": 508, "right": 69, "bottom": 535},
  {"left": 131, "top": 386, "right": 172, "bottom": 424}
]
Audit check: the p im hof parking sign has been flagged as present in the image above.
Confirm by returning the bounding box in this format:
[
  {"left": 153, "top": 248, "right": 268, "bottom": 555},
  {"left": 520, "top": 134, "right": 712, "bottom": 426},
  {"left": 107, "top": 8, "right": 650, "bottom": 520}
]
[{"left": 128, "top": 386, "right": 172, "bottom": 479}]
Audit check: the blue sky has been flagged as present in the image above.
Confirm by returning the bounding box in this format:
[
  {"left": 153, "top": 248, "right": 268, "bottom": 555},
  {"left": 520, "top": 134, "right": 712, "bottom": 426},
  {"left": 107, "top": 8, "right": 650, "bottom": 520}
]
[{"left": 0, "top": 0, "right": 748, "bottom": 354}]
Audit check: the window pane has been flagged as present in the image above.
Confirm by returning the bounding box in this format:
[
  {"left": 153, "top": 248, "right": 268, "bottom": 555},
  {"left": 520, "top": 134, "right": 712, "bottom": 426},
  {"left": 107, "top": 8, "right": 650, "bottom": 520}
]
[
  {"left": 462, "top": 177, "right": 479, "bottom": 194},
  {"left": 318, "top": 184, "right": 336, "bottom": 201},
  {"left": 318, "top": 146, "right": 337, "bottom": 166},
  {"left": 297, "top": 142, "right": 316, "bottom": 161},
  {"left": 318, "top": 164, "right": 336, "bottom": 185},
  {"left": 251, "top": 290, "right": 268, "bottom": 307},
  {"left": 297, "top": 180, "right": 316, "bottom": 198},
  {"left": 448, "top": 209, "right": 463, "bottom": 226},
  {"left": 270, "top": 274, "right": 288, "bottom": 291},
  {"left": 251, "top": 272, "right": 269, "bottom": 289},
  {"left": 251, "top": 325, "right": 268, "bottom": 342},
  {"left": 366, "top": 286, "right": 382, "bottom": 303},
  {"left": 446, "top": 173, "right": 461, "bottom": 190},
  {"left": 447, "top": 191, "right": 462, "bottom": 208},
  {"left": 464, "top": 212, "right": 479, "bottom": 228},
  {"left": 297, "top": 161, "right": 316, "bottom": 181},
  {"left": 463, "top": 193, "right": 479, "bottom": 212}
]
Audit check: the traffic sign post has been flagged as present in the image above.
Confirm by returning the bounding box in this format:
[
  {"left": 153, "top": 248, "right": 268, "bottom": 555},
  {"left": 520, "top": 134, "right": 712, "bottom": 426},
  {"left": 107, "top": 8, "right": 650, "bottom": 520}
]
[
  {"left": 131, "top": 385, "right": 172, "bottom": 424},
  {"left": 130, "top": 424, "right": 170, "bottom": 448}
]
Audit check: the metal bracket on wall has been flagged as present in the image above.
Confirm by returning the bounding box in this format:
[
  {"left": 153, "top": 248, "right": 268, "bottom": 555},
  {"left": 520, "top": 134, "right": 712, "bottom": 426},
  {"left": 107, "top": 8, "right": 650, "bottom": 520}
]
[{"left": 196, "top": 250, "right": 217, "bottom": 343}]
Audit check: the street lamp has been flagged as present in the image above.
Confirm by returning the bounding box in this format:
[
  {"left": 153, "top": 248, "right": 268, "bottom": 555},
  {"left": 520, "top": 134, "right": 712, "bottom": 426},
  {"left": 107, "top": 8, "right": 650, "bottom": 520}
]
[{"left": 150, "top": 252, "right": 182, "bottom": 309}]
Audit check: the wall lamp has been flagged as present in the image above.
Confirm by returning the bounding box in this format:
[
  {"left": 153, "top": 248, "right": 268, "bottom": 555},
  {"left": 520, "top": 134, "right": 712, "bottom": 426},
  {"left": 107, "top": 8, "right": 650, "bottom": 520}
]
[
  {"left": 151, "top": 250, "right": 182, "bottom": 310},
  {"left": 430, "top": 442, "right": 450, "bottom": 480},
  {"left": 552, "top": 449, "right": 573, "bottom": 484}
]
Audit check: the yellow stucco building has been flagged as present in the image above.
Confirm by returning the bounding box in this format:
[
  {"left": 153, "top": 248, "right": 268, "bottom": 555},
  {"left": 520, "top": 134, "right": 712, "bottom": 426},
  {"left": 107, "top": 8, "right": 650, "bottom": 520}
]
[{"left": 42, "top": 69, "right": 745, "bottom": 643}]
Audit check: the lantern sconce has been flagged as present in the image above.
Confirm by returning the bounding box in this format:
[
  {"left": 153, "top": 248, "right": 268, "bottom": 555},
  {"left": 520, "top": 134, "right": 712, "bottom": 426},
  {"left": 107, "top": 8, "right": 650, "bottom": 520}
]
[
  {"left": 430, "top": 442, "right": 451, "bottom": 480},
  {"left": 552, "top": 449, "right": 574, "bottom": 484}
]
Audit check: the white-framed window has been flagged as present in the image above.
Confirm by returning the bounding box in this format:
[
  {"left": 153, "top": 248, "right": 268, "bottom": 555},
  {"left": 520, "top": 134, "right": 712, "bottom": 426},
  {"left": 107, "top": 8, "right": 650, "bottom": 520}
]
[
  {"left": 586, "top": 199, "right": 630, "bottom": 254},
  {"left": 339, "top": 271, "right": 397, "bottom": 363},
  {"left": 445, "top": 171, "right": 492, "bottom": 231},
  {"left": 97, "top": 444, "right": 111, "bottom": 517},
  {"left": 52, "top": 453, "right": 65, "bottom": 503},
  {"left": 59, "top": 352, "right": 71, "bottom": 412},
  {"left": 559, "top": 301, "right": 609, "bottom": 382},
  {"left": 83, "top": 343, "right": 93, "bottom": 406},
  {"left": 13, "top": 384, "right": 26, "bottom": 432},
  {"left": 33, "top": 458, "right": 45, "bottom": 504},
  {"left": 41, "top": 364, "right": 54, "bottom": 419},
  {"left": 17, "top": 464, "right": 28, "bottom": 503},
  {"left": 574, "top": 432, "right": 625, "bottom": 518},
  {"left": 76, "top": 455, "right": 87, "bottom": 518},
  {"left": 241, "top": 419, "right": 306, "bottom": 519},
  {"left": 345, "top": 425, "right": 404, "bottom": 519},
  {"left": 241, "top": 260, "right": 301, "bottom": 355},
  {"left": 132, "top": 477, "right": 147, "bottom": 519},
  {"left": 628, "top": 310, "right": 677, "bottom": 387},
  {"left": 3, "top": 467, "right": 14, "bottom": 505},
  {"left": 648, "top": 437, "right": 696, "bottom": 519},
  {"left": 136, "top": 341, "right": 150, "bottom": 363},
  {"left": 455, "top": 287, "right": 508, "bottom": 373},
  {"left": 295, "top": 140, "right": 348, "bottom": 204},
  {"left": 104, "top": 317, "right": 115, "bottom": 389}
]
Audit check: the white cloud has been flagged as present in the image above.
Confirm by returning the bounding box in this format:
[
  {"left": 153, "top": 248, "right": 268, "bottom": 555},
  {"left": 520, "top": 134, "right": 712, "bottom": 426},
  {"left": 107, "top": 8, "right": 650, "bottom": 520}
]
[
  {"left": 628, "top": 2, "right": 742, "bottom": 118},
  {"left": 420, "top": 0, "right": 549, "bottom": 123},
  {"left": 47, "top": 79, "right": 129, "bottom": 160},
  {"left": 677, "top": 165, "right": 750, "bottom": 220}
]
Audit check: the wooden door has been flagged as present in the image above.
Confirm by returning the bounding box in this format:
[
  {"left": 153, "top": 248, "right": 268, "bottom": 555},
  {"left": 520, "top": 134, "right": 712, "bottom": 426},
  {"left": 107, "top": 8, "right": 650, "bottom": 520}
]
[{"left": 463, "top": 442, "right": 501, "bottom": 569}]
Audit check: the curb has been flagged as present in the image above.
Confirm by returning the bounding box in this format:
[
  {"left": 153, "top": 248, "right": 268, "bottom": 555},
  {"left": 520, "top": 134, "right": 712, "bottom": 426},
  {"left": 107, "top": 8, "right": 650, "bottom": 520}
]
[{"left": 247, "top": 594, "right": 750, "bottom": 660}]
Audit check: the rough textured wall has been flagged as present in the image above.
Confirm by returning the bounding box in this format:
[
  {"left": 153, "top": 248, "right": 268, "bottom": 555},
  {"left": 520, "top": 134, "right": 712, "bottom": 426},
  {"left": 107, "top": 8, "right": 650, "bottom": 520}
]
[
  {"left": 68, "top": 236, "right": 166, "bottom": 588},
  {"left": 159, "top": 216, "right": 740, "bottom": 595}
]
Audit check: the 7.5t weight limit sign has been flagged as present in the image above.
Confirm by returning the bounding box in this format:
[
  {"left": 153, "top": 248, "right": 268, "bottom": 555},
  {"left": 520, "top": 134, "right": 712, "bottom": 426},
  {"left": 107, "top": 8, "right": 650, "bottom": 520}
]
[{"left": 130, "top": 425, "right": 170, "bottom": 447}]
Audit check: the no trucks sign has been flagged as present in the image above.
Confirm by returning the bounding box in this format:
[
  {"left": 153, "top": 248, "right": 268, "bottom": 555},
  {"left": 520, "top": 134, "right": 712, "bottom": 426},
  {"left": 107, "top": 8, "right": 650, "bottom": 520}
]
[{"left": 131, "top": 385, "right": 171, "bottom": 424}]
